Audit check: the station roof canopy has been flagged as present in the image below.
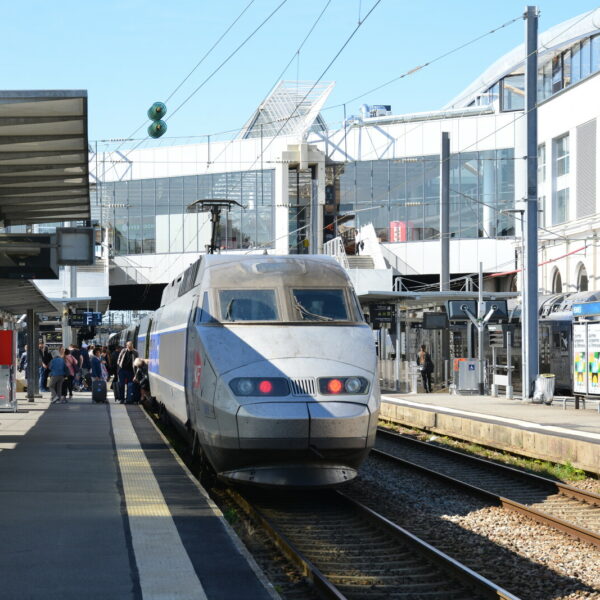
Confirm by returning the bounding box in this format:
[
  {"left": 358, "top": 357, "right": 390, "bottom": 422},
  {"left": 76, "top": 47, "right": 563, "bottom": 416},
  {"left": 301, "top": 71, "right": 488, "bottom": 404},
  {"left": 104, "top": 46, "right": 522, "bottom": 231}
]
[
  {"left": 0, "top": 280, "right": 58, "bottom": 314},
  {"left": 0, "top": 90, "right": 90, "bottom": 227}
]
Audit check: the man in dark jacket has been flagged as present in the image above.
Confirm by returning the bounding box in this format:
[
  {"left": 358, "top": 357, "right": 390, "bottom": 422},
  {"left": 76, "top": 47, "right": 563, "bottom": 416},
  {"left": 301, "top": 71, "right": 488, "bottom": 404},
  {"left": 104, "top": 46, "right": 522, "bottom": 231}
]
[
  {"left": 38, "top": 342, "right": 52, "bottom": 393},
  {"left": 117, "top": 342, "right": 138, "bottom": 403}
]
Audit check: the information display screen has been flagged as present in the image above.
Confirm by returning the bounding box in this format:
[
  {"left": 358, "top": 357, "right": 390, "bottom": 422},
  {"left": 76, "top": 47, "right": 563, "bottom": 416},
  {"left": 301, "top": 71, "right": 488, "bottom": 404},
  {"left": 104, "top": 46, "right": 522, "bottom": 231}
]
[
  {"left": 587, "top": 322, "right": 600, "bottom": 395},
  {"left": 573, "top": 323, "right": 587, "bottom": 394}
]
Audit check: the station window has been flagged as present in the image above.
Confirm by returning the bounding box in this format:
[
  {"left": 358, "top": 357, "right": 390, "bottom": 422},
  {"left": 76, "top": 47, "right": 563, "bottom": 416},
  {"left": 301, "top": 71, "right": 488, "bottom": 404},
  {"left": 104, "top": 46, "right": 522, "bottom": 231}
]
[
  {"left": 501, "top": 74, "right": 524, "bottom": 111},
  {"left": 554, "top": 134, "right": 569, "bottom": 177},
  {"left": 537, "top": 144, "right": 546, "bottom": 182}
]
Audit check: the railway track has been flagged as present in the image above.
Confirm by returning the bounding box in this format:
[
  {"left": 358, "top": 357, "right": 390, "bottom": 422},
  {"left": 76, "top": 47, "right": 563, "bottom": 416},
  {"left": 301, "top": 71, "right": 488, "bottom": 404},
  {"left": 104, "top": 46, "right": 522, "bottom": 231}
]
[
  {"left": 375, "top": 428, "right": 600, "bottom": 548},
  {"left": 228, "top": 487, "right": 519, "bottom": 600}
]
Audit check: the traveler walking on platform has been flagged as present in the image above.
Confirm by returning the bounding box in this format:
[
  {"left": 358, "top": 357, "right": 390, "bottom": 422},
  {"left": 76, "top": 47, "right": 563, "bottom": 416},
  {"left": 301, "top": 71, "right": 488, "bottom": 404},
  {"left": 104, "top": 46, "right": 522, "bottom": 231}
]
[
  {"left": 38, "top": 342, "right": 52, "bottom": 393},
  {"left": 61, "top": 348, "right": 77, "bottom": 400},
  {"left": 416, "top": 344, "right": 434, "bottom": 393},
  {"left": 48, "top": 350, "right": 68, "bottom": 404},
  {"left": 18, "top": 345, "right": 28, "bottom": 373},
  {"left": 132, "top": 358, "right": 149, "bottom": 405},
  {"left": 117, "top": 342, "right": 138, "bottom": 404}
]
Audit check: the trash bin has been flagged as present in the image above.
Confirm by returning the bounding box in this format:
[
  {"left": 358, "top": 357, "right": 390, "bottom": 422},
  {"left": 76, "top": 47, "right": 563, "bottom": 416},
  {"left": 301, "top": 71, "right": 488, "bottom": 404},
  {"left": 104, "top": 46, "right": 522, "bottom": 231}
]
[{"left": 533, "top": 373, "right": 555, "bottom": 405}]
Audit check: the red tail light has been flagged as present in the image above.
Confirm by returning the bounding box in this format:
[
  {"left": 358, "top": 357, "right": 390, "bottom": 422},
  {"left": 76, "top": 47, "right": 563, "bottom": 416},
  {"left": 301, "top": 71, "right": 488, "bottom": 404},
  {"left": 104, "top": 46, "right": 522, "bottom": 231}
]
[
  {"left": 327, "top": 378, "right": 344, "bottom": 394},
  {"left": 258, "top": 380, "right": 273, "bottom": 394}
]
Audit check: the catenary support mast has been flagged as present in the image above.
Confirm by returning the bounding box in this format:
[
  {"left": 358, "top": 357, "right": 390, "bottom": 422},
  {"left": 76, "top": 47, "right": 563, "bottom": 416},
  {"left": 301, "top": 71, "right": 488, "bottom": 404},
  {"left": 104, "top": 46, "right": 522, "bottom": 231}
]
[{"left": 523, "top": 6, "right": 539, "bottom": 398}]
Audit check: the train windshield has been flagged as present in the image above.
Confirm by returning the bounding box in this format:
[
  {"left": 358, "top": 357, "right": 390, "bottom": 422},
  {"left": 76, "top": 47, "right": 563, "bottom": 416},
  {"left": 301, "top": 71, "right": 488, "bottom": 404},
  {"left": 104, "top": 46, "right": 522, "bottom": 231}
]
[
  {"left": 291, "top": 289, "right": 350, "bottom": 322},
  {"left": 219, "top": 289, "right": 278, "bottom": 322}
]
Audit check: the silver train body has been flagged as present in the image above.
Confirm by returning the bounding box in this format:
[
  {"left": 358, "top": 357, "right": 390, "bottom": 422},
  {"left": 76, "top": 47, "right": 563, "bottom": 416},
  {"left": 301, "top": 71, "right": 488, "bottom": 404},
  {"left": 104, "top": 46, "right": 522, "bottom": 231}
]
[{"left": 138, "top": 255, "right": 380, "bottom": 487}]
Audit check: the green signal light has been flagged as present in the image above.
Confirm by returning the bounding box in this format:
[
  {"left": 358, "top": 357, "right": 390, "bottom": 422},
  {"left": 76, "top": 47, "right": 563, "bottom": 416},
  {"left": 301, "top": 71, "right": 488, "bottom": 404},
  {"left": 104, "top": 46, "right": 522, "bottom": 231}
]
[
  {"left": 147, "top": 102, "right": 167, "bottom": 121},
  {"left": 148, "top": 120, "right": 167, "bottom": 138}
]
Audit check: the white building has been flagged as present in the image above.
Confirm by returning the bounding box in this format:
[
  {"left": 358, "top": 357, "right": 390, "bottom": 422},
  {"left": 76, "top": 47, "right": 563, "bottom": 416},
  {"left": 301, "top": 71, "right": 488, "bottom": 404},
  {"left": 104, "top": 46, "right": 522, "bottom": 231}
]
[{"left": 90, "top": 9, "right": 600, "bottom": 307}]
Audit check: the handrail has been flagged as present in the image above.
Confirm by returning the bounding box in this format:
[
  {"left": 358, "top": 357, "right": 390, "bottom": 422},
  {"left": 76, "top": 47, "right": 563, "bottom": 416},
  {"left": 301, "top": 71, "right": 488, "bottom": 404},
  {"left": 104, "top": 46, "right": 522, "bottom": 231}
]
[{"left": 323, "top": 237, "right": 349, "bottom": 270}]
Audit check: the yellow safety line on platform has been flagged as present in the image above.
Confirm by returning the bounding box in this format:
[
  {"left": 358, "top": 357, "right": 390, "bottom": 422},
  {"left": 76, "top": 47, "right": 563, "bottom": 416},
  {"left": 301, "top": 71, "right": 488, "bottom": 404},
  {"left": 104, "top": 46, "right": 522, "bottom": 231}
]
[{"left": 110, "top": 404, "right": 208, "bottom": 600}]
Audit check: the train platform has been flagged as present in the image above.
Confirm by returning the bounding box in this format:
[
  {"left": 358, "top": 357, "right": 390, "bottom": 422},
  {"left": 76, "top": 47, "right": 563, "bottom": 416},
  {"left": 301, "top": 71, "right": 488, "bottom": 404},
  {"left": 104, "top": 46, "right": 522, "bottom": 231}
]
[
  {"left": 380, "top": 391, "right": 600, "bottom": 475},
  {"left": 0, "top": 391, "right": 277, "bottom": 600}
]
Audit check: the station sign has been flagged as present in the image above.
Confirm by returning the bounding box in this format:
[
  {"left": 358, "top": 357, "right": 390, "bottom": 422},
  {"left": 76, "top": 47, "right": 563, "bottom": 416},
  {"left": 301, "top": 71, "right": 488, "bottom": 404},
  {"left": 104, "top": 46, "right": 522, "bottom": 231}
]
[
  {"left": 573, "top": 302, "right": 600, "bottom": 317},
  {"left": 370, "top": 303, "right": 395, "bottom": 329},
  {"left": 69, "top": 312, "right": 103, "bottom": 327}
]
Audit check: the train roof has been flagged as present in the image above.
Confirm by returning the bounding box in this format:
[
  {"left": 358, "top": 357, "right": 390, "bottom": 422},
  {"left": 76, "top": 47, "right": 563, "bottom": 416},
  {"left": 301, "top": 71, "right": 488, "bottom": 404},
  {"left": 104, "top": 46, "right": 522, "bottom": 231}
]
[{"left": 160, "top": 254, "right": 352, "bottom": 307}]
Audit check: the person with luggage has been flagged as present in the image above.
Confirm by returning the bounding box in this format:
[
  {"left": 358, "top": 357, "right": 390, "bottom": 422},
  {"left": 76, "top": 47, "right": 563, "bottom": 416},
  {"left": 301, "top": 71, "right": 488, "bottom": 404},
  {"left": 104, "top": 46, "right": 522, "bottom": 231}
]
[
  {"left": 416, "top": 344, "right": 434, "bottom": 393},
  {"left": 117, "top": 342, "right": 138, "bottom": 404},
  {"left": 90, "top": 347, "right": 107, "bottom": 403},
  {"left": 48, "top": 349, "right": 69, "bottom": 404}
]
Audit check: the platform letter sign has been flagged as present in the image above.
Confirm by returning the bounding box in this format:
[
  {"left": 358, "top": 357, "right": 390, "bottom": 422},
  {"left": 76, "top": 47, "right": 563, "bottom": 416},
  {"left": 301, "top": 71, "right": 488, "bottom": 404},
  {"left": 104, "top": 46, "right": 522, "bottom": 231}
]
[
  {"left": 587, "top": 322, "right": 600, "bottom": 395},
  {"left": 573, "top": 323, "right": 587, "bottom": 394}
]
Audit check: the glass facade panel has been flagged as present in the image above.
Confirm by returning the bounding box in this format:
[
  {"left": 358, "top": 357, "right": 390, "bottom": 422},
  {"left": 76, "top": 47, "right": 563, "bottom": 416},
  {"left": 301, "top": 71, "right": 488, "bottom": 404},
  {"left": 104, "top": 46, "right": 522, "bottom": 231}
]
[
  {"left": 562, "top": 49, "right": 572, "bottom": 87},
  {"left": 551, "top": 55, "right": 563, "bottom": 93},
  {"left": 593, "top": 35, "right": 600, "bottom": 72},
  {"left": 581, "top": 38, "right": 591, "bottom": 78},
  {"left": 571, "top": 43, "right": 581, "bottom": 83},
  {"left": 502, "top": 74, "right": 525, "bottom": 110},
  {"left": 554, "top": 188, "right": 569, "bottom": 225},
  {"left": 340, "top": 149, "right": 514, "bottom": 244},
  {"left": 103, "top": 169, "right": 274, "bottom": 255}
]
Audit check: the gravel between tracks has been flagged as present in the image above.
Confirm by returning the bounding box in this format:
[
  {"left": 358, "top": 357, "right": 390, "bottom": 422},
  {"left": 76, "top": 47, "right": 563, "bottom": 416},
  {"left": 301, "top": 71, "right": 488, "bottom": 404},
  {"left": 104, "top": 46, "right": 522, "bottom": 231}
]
[{"left": 344, "top": 454, "right": 600, "bottom": 600}]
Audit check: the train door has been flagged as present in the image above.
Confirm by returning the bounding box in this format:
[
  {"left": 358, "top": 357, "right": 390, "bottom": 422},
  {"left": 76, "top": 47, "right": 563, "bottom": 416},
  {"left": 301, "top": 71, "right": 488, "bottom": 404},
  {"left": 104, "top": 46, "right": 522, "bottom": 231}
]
[{"left": 539, "top": 324, "right": 551, "bottom": 373}]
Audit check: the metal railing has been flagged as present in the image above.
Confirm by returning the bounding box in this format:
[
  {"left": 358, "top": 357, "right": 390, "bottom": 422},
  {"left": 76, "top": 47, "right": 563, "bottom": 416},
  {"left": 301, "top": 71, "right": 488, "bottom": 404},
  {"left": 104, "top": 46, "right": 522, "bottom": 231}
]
[{"left": 323, "top": 237, "right": 349, "bottom": 270}]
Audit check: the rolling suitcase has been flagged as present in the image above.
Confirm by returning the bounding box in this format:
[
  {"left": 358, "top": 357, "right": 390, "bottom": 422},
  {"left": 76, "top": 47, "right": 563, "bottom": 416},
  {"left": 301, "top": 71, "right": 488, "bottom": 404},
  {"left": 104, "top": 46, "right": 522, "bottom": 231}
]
[
  {"left": 126, "top": 381, "right": 140, "bottom": 404},
  {"left": 92, "top": 379, "right": 107, "bottom": 403}
]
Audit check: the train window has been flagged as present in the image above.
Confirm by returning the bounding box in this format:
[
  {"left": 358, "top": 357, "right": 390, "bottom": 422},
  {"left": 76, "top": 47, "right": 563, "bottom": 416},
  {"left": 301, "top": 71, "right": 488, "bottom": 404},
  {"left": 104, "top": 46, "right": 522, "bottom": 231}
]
[
  {"left": 197, "top": 292, "right": 217, "bottom": 324},
  {"left": 219, "top": 290, "right": 278, "bottom": 321},
  {"left": 291, "top": 289, "right": 349, "bottom": 321}
]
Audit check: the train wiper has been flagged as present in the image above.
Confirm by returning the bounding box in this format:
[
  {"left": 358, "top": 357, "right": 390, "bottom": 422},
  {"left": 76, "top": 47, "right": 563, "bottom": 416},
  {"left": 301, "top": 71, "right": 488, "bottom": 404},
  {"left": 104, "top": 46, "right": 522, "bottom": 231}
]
[
  {"left": 293, "top": 297, "right": 333, "bottom": 322},
  {"left": 225, "top": 299, "right": 236, "bottom": 321}
]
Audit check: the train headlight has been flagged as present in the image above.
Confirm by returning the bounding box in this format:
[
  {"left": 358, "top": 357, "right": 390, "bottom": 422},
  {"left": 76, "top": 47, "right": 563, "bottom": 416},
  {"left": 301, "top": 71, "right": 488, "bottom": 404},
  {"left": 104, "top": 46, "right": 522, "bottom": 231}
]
[
  {"left": 235, "top": 378, "right": 255, "bottom": 395},
  {"left": 230, "top": 377, "right": 289, "bottom": 396},
  {"left": 319, "top": 377, "right": 369, "bottom": 395},
  {"left": 344, "top": 377, "right": 362, "bottom": 393}
]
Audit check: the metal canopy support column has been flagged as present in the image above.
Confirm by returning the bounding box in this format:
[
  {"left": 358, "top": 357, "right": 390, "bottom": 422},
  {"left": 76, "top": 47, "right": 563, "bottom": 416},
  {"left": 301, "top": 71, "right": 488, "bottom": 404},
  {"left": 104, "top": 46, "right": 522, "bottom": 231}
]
[
  {"left": 440, "top": 132, "right": 450, "bottom": 291},
  {"left": 523, "top": 6, "right": 539, "bottom": 398},
  {"left": 26, "top": 308, "right": 35, "bottom": 402},
  {"left": 440, "top": 132, "right": 451, "bottom": 389}
]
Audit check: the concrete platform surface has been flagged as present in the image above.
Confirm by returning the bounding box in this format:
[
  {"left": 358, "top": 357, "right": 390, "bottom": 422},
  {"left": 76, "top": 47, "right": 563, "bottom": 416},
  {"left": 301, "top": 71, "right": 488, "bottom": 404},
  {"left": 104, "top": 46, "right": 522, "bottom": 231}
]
[
  {"left": 380, "top": 392, "right": 600, "bottom": 474},
  {"left": 0, "top": 392, "right": 276, "bottom": 600}
]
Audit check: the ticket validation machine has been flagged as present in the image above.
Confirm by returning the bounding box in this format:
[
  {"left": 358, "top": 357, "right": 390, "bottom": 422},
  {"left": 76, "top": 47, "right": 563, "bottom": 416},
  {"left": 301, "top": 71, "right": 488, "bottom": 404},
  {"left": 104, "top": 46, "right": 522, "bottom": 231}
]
[{"left": 0, "top": 330, "right": 16, "bottom": 412}]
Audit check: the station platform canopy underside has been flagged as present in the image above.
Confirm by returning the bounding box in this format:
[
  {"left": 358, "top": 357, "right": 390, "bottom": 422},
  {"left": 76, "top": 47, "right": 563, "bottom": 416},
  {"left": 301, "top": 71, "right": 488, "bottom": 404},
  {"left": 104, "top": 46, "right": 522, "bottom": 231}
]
[
  {"left": 0, "top": 90, "right": 90, "bottom": 227},
  {"left": 0, "top": 280, "right": 57, "bottom": 315}
]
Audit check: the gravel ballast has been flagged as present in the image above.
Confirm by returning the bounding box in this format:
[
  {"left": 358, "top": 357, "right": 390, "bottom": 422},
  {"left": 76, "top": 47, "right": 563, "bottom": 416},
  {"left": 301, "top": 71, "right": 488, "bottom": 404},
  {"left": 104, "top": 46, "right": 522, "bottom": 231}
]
[{"left": 344, "top": 454, "right": 600, "bottom": 600}]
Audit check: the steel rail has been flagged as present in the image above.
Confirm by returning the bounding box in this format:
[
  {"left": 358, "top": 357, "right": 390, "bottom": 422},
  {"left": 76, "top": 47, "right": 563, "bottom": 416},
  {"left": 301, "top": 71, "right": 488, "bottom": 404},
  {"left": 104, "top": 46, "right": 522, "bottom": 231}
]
[
  {"left": 375, "top": 428, "right": 600, "bottom": 548},
  {"left": 227, "top": 488, "right": 520, "bottom": 600}
]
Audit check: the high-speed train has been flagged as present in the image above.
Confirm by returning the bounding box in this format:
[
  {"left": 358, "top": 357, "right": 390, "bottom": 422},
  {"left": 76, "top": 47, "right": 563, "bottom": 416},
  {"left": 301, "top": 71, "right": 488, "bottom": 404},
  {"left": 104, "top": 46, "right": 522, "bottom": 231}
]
[{"left": 121, "top": 254, "right": 380, "bottom": 487}]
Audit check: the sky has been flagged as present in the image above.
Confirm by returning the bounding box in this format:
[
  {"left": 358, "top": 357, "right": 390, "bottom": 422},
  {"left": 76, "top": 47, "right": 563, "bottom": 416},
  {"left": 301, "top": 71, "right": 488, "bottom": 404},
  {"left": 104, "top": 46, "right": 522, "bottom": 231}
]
[{"left": 2, "top": 1, "right": 599, "bottom": 148}]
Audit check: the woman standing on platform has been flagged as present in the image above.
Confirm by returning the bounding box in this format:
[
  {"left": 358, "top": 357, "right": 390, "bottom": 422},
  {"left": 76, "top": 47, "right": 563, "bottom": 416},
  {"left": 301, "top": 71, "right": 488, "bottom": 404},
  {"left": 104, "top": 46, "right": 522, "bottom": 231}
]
[
  {"left": 416, "top": 344, "right": 434, "bottom": 393},
  {"left": 48, "top": 349, "right": 68, "bottom": 404}
]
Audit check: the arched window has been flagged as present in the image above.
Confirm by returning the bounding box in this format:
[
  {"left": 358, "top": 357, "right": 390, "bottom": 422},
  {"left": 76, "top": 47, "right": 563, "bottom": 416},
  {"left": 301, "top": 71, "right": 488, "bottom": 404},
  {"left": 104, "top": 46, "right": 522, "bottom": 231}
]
[
  {"left": 552, "top": 268, "right": 563, "bottom": 293},
  {"left": 577, "top": 263, "right": 589, "bottom": 292}
]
